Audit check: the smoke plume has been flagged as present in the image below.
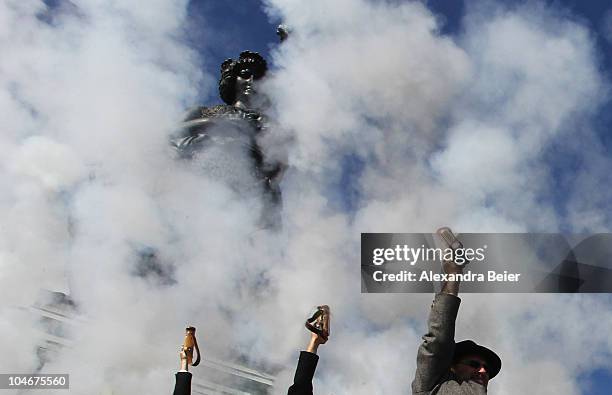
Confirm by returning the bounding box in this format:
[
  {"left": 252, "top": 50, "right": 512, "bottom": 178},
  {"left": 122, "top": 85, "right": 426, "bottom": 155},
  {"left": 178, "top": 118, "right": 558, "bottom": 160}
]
[{"left": 1, "top": 0, "right": 611, "bottom": 394}]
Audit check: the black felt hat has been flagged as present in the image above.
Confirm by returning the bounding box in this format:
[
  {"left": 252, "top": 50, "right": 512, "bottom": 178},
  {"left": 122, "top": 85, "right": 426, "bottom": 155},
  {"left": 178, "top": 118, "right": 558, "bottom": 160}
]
[{"left": 453, "top": 340, "right": 502, "bottom": 379}]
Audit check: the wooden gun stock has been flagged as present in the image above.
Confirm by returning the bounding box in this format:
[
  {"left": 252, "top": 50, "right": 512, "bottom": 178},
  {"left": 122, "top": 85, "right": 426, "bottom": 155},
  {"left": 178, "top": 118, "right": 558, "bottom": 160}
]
[{"left": 183, "top": 326, "right": 201, "bottom": 367}]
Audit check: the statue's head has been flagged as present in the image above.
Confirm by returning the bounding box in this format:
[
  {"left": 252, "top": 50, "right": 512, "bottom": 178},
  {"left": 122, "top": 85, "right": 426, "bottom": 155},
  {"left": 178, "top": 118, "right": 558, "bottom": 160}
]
[{"left": 219, "top": 51, "right": 268, "bottom": 105}]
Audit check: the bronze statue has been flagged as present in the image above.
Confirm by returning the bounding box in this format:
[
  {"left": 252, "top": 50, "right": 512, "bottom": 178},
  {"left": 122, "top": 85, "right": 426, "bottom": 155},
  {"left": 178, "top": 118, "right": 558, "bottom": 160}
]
[{"left": 172, "top": 50, "right": 284, "bottom": 227}]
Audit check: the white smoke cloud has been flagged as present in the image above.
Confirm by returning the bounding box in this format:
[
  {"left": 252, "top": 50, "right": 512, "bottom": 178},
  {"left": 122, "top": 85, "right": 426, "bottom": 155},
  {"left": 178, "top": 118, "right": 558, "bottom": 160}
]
[
  {"left": 2, "top": 0, "right": 612, "bottom": 394},
  {"left": 0, "top": 0, "right": 213, "bottom": 392},
  {"left": 262, "top": 0, "right": 612, "bottom": 394}
]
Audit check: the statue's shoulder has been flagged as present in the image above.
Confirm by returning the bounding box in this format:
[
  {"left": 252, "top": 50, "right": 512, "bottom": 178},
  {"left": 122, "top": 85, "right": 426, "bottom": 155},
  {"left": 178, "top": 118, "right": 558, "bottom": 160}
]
[
  {"left": 172, "top": 104, "right": 241, "bottom": 152},
  {"left": 183, "top": 105, "right": 236, "bottom": 122}
]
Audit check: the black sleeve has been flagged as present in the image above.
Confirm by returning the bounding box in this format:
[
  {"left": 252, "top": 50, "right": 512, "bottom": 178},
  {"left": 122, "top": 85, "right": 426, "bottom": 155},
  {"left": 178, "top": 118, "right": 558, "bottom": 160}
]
[
  {"left": 173, "top": 371, "right": 192, "bottom": 395},
  {"left": 288, "top": 351, "right": 319, "bottom": 395}
]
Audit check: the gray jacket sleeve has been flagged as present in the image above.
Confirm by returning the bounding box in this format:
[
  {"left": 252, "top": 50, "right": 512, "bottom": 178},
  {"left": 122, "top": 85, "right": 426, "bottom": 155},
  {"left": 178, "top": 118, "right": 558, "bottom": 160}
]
[{"left": 412, "top": 293, "right": 461, "bottom": 394}]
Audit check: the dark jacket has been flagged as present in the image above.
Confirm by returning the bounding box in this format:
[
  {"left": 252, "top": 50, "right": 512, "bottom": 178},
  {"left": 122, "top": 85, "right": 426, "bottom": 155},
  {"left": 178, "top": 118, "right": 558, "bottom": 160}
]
[
  {"left": 172, "top": 371, "right": 192, "bottom": 395},
  {"left": 288, "top": 351, "right": 319, "bottom": 395},
  {"left": 412, "top": 293, "right": 487, "bottom": 394}
]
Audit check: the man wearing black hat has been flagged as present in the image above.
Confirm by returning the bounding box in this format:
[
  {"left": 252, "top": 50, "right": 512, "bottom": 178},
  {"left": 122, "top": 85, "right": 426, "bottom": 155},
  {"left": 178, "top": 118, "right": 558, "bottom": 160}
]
[{"left": 412, "top": 232, "right": 501, "bottom": 394}]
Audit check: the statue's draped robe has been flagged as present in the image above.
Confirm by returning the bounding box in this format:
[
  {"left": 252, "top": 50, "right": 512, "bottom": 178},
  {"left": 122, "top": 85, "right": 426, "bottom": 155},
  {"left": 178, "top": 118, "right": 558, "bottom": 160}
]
[{"left": 172, "top": 104, "right": 282, "bottom": 227}]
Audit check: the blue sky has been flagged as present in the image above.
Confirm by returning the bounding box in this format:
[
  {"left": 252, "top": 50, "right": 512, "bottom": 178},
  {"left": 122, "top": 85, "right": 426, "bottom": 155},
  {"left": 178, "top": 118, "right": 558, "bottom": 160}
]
[
  {"left": 187, "top": 0, "right": 612, "bottom": 393},
  {"left": 191, "top": 0, "right": 612, "bottom": 113},
  {"left": 190, "top": 0, "right": 612, "bottom": 228}
]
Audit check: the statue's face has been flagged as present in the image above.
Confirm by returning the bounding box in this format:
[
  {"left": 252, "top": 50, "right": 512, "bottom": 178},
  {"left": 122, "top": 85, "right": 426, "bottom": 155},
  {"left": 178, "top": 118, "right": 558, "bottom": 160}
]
[{"left": 234, "top": 66, "right": 257, "bottom": 105}]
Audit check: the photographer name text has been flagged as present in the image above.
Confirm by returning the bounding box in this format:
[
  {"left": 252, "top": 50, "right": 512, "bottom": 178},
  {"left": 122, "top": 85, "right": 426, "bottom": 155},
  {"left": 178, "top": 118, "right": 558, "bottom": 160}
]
[{"left": 372, "top": 270, "right": 521, "bottom": 283}]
